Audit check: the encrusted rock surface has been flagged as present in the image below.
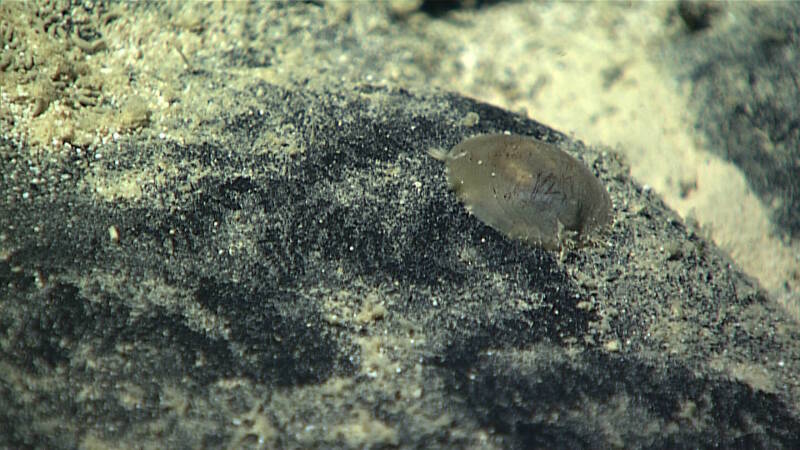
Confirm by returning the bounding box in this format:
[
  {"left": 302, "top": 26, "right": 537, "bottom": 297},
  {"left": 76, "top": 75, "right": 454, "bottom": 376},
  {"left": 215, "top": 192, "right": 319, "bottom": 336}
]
[
  {"left": 2, "top": 82, "right": 799, "bottom": 448},
  {"left": 2, "top": 2, "right": 799, "bottom": 449}
]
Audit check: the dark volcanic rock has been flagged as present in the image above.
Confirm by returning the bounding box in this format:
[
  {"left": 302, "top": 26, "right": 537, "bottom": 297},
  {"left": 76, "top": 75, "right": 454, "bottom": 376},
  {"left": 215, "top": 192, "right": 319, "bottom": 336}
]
[{"left": 2, "top": 83, "right": 799, "bottom": 448}]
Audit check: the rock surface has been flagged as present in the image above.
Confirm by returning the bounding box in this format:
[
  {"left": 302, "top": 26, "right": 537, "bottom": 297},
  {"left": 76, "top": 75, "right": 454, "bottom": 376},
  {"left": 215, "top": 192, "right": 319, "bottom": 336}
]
[
  {"left": 2, "top": 2, "right": 800, "bottom": 449},
  {"left": 2, "top": 82, "right": 800, "bottom": 448}
]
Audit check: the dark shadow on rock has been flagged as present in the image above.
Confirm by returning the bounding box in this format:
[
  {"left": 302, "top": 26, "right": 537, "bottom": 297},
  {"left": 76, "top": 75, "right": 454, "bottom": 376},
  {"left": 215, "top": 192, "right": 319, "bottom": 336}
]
[{"left": 418, "top": 0, "right": 509, "bottom": 18}]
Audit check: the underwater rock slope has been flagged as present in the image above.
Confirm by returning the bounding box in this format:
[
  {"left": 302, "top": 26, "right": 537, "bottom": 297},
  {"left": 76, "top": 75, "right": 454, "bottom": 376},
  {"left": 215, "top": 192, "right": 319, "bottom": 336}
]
[{"left": 1, "top": 84, "right": 799, "bottom": 449}]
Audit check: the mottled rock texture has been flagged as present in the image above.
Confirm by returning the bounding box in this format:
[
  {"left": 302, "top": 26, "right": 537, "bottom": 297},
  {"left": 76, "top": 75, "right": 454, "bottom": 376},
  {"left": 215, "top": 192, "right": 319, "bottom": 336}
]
[
  {"left": 2, "top": 1, "right": 800, "bottom": 449},
  {"left": 2, "top": 83, "right": 799, "bottom": 449}
]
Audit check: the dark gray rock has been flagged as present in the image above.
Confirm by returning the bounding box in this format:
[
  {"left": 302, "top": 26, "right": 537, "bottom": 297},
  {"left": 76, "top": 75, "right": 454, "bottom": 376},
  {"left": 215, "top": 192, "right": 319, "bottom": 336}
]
[{"left": 2, "top": 83, "right": 799, "bottom": 448}]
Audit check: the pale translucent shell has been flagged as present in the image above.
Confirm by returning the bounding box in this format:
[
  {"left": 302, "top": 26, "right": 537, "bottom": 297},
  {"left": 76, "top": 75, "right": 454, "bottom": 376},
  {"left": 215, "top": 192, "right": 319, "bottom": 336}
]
[{"left": 431, "top": 134, "right": 612, "bottom": 249}]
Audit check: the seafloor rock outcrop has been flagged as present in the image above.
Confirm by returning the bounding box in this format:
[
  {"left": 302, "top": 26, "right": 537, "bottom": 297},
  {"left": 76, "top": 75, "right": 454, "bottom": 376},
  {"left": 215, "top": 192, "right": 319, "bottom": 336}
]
[{"left": 1, "top": 84, "right": 799, "bottom": 448}]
